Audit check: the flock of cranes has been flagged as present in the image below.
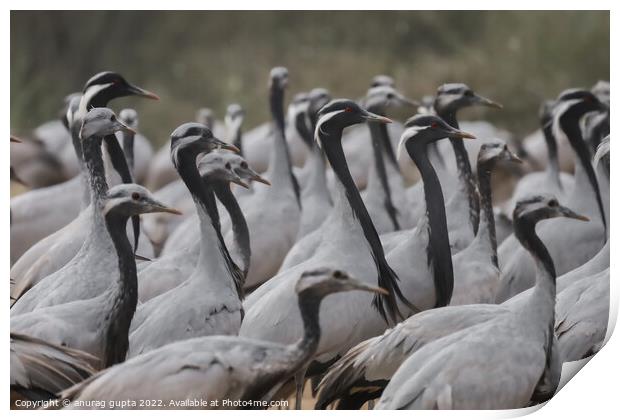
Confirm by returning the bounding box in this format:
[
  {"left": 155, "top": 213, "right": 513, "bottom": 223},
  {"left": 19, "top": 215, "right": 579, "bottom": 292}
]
[{"left": 9, "top": 65, "right": 610, "bottom": 410}]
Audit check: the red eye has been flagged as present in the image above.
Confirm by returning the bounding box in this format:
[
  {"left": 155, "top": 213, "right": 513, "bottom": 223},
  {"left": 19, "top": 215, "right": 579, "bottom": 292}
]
[
  {"left": 345, "top": 107, "right": 353, "bottom": 113},
  {"left": 431, "top": 122, "right": 439, "bottom": 128}
]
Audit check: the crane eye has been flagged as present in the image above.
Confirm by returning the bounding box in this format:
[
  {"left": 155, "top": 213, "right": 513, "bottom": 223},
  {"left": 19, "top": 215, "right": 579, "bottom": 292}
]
[
  {"left": 131, "top": 192, "right": 140, "bottom": 200},
  {"left": 548, "top": 199, "right": 558, "bottom": 207},
  {"left": 344, "top": 107, "right": 353, "bottom": 113},
  {"left": 431, "top": 122, "right": 439, "bottom": 128},
  {"left": 241, "top": 161, "right": 248, "bottom": 169},
  {"left": 225, "top": 163, "right": 231, "bottom": 170}
]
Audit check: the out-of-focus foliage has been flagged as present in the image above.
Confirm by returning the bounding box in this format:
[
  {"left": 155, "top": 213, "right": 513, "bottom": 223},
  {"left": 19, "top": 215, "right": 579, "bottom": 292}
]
[{"left": 11, "top": 10, "right": 609, "bottom": 145}]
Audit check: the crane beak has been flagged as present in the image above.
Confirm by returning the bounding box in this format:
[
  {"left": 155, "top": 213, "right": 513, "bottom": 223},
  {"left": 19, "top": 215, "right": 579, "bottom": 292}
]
[
  {"left": 346, "top": 278, "right": 390, "bottom": 295},
  {"left": 144, "top": 197, "right": 183, "bottom": 215},
  {"left": 363, "top": 111, "right": 393, "bottom": 124},
  {"left": 395, "top": 94, "right": 420, "bottom": 108},
  {"left": 559, "top": 206, "right": 589, "bottom": 222},
  {"left": 506, "top": 150, "right": 523, "bottom": 164},
  {"left": 231, "top": 177, "right": 250, "bottom": 189},
  {"left": 449, "top": 128, "right": 476, "bottom": 139},
  {"left": 474, "top": 94, "right": 503, "bottom": 109},
  {"left": 213, "top": 139, "right": 240, "bottom": 153},
  {"left": 128, "top": 84, "right": 160, "bottom": 101},
  {"left": 251, "top": 173, "right": 271, "bottom": 186},
  {"left": 118, "top": 121, "right": 137, "bottom": 135}
]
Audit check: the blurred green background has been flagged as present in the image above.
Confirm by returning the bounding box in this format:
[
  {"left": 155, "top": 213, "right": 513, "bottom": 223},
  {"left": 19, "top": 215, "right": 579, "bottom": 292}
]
[{"left": 11, "top": 10, "right": 609, "bottom": 146}]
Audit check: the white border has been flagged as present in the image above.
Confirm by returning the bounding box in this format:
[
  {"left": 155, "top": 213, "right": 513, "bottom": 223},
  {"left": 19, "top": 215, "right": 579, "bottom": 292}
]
[{"left": 3, "top": 3, "right": 616, "bottom": 419}]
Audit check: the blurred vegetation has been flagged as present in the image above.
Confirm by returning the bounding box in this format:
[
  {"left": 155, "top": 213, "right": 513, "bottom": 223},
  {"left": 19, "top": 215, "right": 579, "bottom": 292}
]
[{"left": 11, "top": 10, "right": 609, "bottom": 146}]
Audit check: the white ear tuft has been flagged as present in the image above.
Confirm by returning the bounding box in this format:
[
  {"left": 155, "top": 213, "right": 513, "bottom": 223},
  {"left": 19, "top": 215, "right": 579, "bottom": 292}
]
[
  {"left": 397, "top": 126, "right": 427, "bottom": 161},
  {"left": 314, "top": 109, "right": 344, "bottom": 150}
]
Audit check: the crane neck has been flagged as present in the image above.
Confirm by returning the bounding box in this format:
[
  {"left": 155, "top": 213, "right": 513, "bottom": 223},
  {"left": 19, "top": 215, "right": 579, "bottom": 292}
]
[
  {"left": 378, "top": 122, "right": 399, "bottom": 169},
  {"left": 294, "top": 291, "right": 323, "bottom": 357},
  {"left": 297, "top": 111, "right": 330, "bottom": 200},
  {"left": 121, "top": 131, "right": 135, "bottom": 176},
  {"left": 406, "top": 140, "right": 454, "bottom": 308},
  {"left": 78, "top": 138, "right": 113, "bottom": 259},
  {"left": 514, "top": 216, "right": 556, "bottom": 328},
  {"left": 103, "top": 134, "right": 140, "bottom": 252},
  {"left": 268, "top": 86, "right": 300, "bottom": 206},
  {"left": 437, "top": 110, "right": 480, "bottom": 235},
  {"left": 71, "top": 88, "right": 118, "bottom": 208},
  {"left": 82, "top": 135, "right": 109, "bottom": 208},
  {"left": 559, "top": 111, "right": 607, "bottom": 234},
  {"left": 213, "top": 181, "right": 250, "bottom": 278},
  {"left": 176, "top": 153, "right": 244, "bottom": 299},
  {"left": 101, "top": 211, "right": 138, "bottom": 368},
  {"left": 233, "top": 125, "right": 243, "bottom": 157},
  {"left": 542, "top": 123, "right": 561, "bottom": 186},
  {"left": 318, "top": 124, "right": 412, "bottom": 324},
  {"left": 368, "top": 120, "right": 400, "bottom": 230},
  {"left": 476, "top": 159, "right": 499, "bottom": 269}
]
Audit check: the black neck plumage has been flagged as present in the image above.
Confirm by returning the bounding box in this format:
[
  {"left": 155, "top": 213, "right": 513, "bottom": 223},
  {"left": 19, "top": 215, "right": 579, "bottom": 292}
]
[
  {"left": 514, "top": 217, "right": 556, "bottom": 287},
  {"left": 213, "top": 181, "right": 250, "bottom": 278},
  {"left": 476, "top": 160, "right": 499, "bottom": 269},
  {"left": 378, "top": 122, "right": 399, "bottom": 169},
  {"left": 560, "top": 111, "right": 607, "bottom": 235},
  {"left": 542, "top": 121, "right": 560, "bottom": 179},
  {"left": 295, "top": 111, "right": 314, "bottom": 151},
  {"left": 177, "top": 153, "right": 244, "bottom": 299},
  {"left": 270, "top": 86, "right": 301, "bottom": 207},
  {"left": 121, "top": 131, "right": 135, "bottom": 174},
  {"left": 233, "top": 126, "right": 243, "bottom": 157},
  {"left": 103, "top": 134, "right": 140, "bottom": 252},
  {"left": 438, "top": 110, "right": 480, "bottom": 235},
  {"left": 101, "top": 211, "right": 138, "bottom": 368},
  {"left": 296, "top": 290, "right": 323, "bottom": 355},
  {"left": 368, "top": 121, "right": 400, "bottom": 231},
  {"left": 406, "top": 140, "right": 454, "bottom": 308},
  {"left": 320, "top": 125, "right": 414, "bottom": 324}
]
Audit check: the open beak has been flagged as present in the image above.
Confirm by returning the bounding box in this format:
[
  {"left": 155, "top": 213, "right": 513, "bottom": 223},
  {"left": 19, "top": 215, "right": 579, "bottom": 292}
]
[
  {"left": 10, "top": 136, "right": 22, "bottom": 143},
  {"left": 129, "top": 84, "right": 160, "bottom": 101},
  {"left": 363, "top": 111, "right": 393, "bottom": 124},
  {"left": 449, "top": 128, "right": 476, "bottom": 139},
  {"left": 475, "top": 94, "right": 503, "bottom": 109},
  {"left": 559, "top": 206, "right": 589, "bottom": 222}
]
